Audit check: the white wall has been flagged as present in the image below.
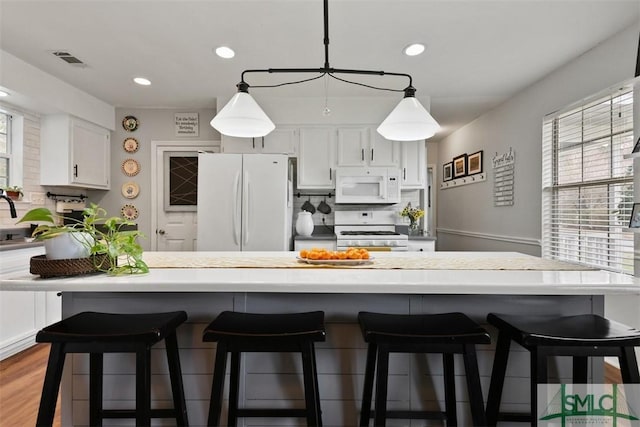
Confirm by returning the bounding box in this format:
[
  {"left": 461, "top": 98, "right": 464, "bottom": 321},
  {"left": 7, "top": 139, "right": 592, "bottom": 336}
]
[{"left": 436, "top": 24, "right": 638, "bottom": 255}]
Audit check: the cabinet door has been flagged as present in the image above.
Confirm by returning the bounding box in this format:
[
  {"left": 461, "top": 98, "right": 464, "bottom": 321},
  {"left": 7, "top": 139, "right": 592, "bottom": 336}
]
[
  {"left": 336, "top": 127, "right": 367, "bottom": 166},
  {"left": 221, "top": 135, "right": 256, "bottom": 153},
  {"left": 298, "top": 128, "right": 336, "bottom": 189},
  {"left": 262, "top": 128, "right": 297, "bottom": 155},
  {"left": 400, "top": 140, "right": 426, "bottom": 189},
  {"left": 369, "top": 132, "right": 399, "bottom": 167},
  {"left": 71, "top": 120, "right": 110, "bottom": 188}
]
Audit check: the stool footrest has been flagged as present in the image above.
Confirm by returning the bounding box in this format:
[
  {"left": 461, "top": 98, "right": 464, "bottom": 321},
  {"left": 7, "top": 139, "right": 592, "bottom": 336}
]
[
  {"left": 498, "top": 412, "right": 532, "bottom": 422},
  {"left": 101, "top": 409, "right": 178, "bottom": 419},
  {"left": 372, "top": 409, "right": 447, "bottom": 420},
  {"left": 236, "top": 408, "right": 310, "bottom": 418}
]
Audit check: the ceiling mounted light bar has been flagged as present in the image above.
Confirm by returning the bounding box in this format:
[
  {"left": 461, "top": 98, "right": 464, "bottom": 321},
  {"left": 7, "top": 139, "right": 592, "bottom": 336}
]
[{"left": 210, "top": 0, "right": 440, "bottom": 141}]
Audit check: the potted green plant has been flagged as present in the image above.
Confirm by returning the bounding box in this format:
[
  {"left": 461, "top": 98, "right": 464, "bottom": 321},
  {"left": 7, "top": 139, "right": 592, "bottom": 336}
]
[
  {"left": 17, "top": 203, "right": 148, "bottom": 275},
  {"left": 1, "top": 185, "right": 23, "bottom": 200}
]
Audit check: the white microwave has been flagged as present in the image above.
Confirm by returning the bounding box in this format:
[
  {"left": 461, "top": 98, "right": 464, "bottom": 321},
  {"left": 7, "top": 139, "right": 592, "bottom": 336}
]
[{"left": 335, "top": 167, "right": 401, "bottom": 204}]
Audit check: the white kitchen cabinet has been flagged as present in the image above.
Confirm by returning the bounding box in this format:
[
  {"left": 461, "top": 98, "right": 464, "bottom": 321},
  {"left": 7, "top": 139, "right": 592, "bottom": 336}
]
[
  {"left": 399, "top": 140, "right": 426, "bottom": 189},
  {"left": 297, "top": 128, "right": 336, "bottom": 189},
  {"left": 336, "top": 127, "right": 398, "bottom": 167},
  {"left": 41, "top": 114, "right": 111, "bottom": 189},
  {"left": 407, "top": 239, "right": 435, "bottom": 252},
  {"left": 294, "top": 239, "right": 336, "bottom": 251},
  {"left": 221, "top": 128, "right": 297, "bottom": 155}
]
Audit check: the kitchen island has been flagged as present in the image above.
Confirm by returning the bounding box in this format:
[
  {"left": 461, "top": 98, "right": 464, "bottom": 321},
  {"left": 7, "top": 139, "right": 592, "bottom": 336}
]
[{"left": 2, "top": 251, "right": 639, "bottom": 426}]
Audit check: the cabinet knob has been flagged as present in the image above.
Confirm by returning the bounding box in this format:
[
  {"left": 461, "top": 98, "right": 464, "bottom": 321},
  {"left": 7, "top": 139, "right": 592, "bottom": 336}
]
[
  {"left": 157, "top": 229, "right": 166, "bottom": 235},
  {"left": 73, "top": 164, "right": 78, "bottom": 177}
]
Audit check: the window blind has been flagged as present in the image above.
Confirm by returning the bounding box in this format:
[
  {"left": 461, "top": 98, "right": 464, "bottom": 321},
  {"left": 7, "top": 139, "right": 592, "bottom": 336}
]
[
  {"left": 0, "top": 113, "right": 10, "bottom": 188},
  {"left": 542, "top": 88, "right": 634, "bottom": 274}
]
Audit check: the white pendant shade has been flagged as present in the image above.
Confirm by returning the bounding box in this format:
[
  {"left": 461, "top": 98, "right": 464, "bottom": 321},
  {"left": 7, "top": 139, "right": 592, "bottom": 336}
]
[
  {"left": 210, "top": 92, "right": 275, "bottom": 138},
  {"left": 377, "top": 97, "right": 440, "bottom": 141}
]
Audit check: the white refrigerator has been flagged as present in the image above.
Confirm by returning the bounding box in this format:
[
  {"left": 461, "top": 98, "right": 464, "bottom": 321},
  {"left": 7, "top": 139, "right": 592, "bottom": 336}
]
[{"left": 197, "top": 153, "right": 292, "bottom": 251}]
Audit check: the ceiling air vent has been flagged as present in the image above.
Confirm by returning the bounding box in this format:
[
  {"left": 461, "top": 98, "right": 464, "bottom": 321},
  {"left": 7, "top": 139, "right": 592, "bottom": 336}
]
[{"left": 52, "top": 51, "right": 86, "bottom": 67}]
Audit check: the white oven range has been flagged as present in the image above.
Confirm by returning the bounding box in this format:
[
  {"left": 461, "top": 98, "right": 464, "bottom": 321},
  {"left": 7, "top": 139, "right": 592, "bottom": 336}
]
[{"left": 334, "top": 210, "right": 408, "bottom": 251}]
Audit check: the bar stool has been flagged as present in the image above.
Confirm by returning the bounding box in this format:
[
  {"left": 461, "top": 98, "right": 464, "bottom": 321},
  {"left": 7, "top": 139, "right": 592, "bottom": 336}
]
[
  {"left": 35, "top": 311, "right": 189, "bottom": 427},
  {"left": 203, "top": 311, "right": 325, "bottom": 426},
  {"left": 358, "top": 311, "right": 490, "bottom": 426},
  {"left": 485, "top": 313, "right": 640, "bottom": 426}
]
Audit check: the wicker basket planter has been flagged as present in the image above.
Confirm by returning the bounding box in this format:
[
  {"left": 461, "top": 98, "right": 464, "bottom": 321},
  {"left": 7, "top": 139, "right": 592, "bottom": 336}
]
[{"left": 30, "top": 254, "right": 112, "bottom": 278}]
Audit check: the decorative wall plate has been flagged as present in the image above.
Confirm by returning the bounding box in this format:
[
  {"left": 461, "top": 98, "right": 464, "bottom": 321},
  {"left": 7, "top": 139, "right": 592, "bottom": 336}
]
[
  {"left": 122, "top": 159, "right": 140, "bottom": 176},
  {"left": 121, "top": 182, "right": 140, "bottom": 199},
  {"left": 123, "top": 137, "right": 139, "bottom": 153},
  {"left": 122, "top": 116, "right": 139, "bottom": 132},
  {"left": 121, "top": 204, "right": 139, "bottom": 220}
]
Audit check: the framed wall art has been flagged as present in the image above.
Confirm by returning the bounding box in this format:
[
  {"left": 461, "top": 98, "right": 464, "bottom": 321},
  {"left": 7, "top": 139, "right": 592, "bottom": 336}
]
[
  {"left": 443, "top": 162, "right": 453, "bottom": 181},
  {"left": 453, "top": 154, "right": 467, "bottom": 178},
  {"left": 467, "top": 150, "right": 483, "bottom": 175}
]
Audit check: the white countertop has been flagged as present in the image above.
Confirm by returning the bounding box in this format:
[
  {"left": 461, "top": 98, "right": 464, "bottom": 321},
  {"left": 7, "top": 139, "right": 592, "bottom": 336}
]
[{"left": 2, "top": 251, "right": 640, "bottom": 295}]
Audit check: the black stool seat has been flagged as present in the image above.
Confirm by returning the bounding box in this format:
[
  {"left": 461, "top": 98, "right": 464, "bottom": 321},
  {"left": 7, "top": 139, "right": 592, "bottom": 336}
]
[
  {"left": 485, "top": 313, "right": 640, "bottom": 426},
  {"left": 359, "top": 311, "right": 490, "bottom": 344},
  {"left": 203, "top": 311, "right": 325, "bottom": 426},
  {"left": 37, "top": 311, "right": 187, "bottom": 343},
  {"left": 36, "top": 311, "right": 189, "bottom": 427},
  {"left": 487, "top": 313, "right": 640, "bottom": 347},
  {"left": 203, "top": 310, "right": 325, "bottom": 342},
  {"left": 358, "top": 312, "right": 490, "bottom": 426}
]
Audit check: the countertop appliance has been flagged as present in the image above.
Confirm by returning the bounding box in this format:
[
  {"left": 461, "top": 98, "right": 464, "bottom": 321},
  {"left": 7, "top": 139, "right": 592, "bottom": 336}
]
[
  {"left": 335, "top": 167, "right": 400, "bottom": 204},
  {"left": 197, "top": 153, "right": 292, "bottom": 251},
  {"left": 334, "top": 210, "right": 408, "bottom": 251}
]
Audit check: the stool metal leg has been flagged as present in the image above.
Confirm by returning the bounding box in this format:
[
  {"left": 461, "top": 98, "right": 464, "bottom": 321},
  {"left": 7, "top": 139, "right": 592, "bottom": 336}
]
[
  {"left": 89, "top": 353, "right": 104, "bottom": 427},
  {"left": 462, "top": 344, "right": 487, "bottom": 427},
  {"left": 165, "top": 331, "right": 189, "bottom": 426},
  {"left": 360, "top": 343, "right": 377, "bottom": 427},
  {"left": 301, "top": 341, "right": 321, "bottom": 427},
  {"left": 486, "top": 332, "right": 511, "bottom": 426},
  {"left": 373, "top": 344, "right": 390, "bottom": 427},
  {"left": 36, "top": 343, "right": 66, "bottom": 427},
  {"left": 136, "top": 346, "right": 152, "bottom": 427},
  {"left": 619, "top": 346, "right": 640, "bottom": 383},
  {"left": 443, "top": 353, "right": 457, "bottom": 427},
  {"left": 228, "top": 352, "right": 241, "bottom": 426},
  {"left": 208, "top": 342, "right": 229, "bottom": 427},
  {"left": 572, "top": 357, "right": 588, "bottom": 383}
]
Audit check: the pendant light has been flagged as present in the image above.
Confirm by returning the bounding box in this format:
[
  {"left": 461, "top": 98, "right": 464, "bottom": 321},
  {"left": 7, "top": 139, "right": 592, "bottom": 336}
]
[{"left": 211, "top": 0, "right": 439, "bottom": 141}]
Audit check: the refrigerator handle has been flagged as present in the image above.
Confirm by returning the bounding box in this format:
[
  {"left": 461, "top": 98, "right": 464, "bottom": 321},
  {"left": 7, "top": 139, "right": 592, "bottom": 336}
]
[
  {"left": 243, "top": 170, "right": 250, "bottom": 246},
  {"left": 233, "top": 171, "right": 241, "bottom": 245}
]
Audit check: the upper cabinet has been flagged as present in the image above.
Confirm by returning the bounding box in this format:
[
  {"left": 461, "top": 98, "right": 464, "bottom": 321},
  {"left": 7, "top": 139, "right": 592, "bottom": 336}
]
[
  {"left": 399, "top": 140, "right": 426, "bottom": 189},
  {"left": 221, "top": 127, "right": 298, "bottom": 155},
  {"left": 297, "top": 128, "right": 336, "bottom": 189},
  {"left": 40, "top": 115, "right": 111, "bottom": 190},
  {"left": 336, "top": 127, "right": 398, "bottom": 167}
]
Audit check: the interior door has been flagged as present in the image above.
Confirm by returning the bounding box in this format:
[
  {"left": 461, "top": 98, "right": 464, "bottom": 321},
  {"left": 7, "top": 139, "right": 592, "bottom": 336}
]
[{"left": 153, "top": 142, "right": 218, "bottom": 251}]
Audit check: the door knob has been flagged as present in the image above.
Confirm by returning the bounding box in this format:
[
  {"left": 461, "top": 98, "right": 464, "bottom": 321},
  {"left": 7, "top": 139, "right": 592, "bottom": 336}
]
[{"left": 157, "top": 229, "right": 166, "bottom": 235}]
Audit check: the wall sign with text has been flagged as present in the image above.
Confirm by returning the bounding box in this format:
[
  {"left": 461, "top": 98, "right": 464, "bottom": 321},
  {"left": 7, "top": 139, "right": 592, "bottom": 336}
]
[{"left": 175, "top": 113, "right": 199, "bottom": 137}]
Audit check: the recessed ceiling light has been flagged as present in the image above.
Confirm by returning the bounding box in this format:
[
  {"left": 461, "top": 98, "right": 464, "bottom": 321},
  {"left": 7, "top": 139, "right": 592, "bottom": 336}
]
[
  {"left": 404, "top": 43, "right": 425, "bottom": 56},
  {"left": 0, "top": 91, "right": 8, "bottom": 97},
  {"left": 133, "top": 77, "right": 151, "bottom": 86},
  {"left": 215, "top": 46, "right": 235, "bottom": 59}
]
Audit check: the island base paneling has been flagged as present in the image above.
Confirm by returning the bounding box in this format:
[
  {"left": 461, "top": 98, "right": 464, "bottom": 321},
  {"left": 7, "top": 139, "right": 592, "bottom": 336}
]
[{"left": 60, "top": 292, "right": 602, "bottom": 426}]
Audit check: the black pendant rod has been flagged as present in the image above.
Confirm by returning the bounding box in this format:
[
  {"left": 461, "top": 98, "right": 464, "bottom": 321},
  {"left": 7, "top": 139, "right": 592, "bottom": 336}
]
[{"left": 238, "top": 0, "right": 413, "bottom": 92}]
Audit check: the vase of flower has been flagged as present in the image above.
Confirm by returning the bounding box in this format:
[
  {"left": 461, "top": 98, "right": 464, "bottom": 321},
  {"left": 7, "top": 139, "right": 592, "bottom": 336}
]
[{"left": 400, "top": 202, "right": 424, "bottom": 236}]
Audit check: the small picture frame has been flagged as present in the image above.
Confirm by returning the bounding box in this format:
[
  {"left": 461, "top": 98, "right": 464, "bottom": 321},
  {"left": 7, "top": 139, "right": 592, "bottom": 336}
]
[
  {"left": 467, "top": 150, "right": 483, "bottom": 175},
  {"left": 443, "top": 162, "right": 453, "bottom": 181},
  {"left": 633, "top": 137, "right": 640, "bottom": 153},
  {"left": 630, "top": 203, "right": 640, "bottom": 228},
  {"left": 453, "top": 154, "right": 467, "bottom": 178}
]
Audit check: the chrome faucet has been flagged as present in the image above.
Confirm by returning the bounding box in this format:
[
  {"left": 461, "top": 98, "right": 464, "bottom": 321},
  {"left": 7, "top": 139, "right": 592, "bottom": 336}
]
[{"left": 0, "top": 189, "right": 17, "bottom": 218}]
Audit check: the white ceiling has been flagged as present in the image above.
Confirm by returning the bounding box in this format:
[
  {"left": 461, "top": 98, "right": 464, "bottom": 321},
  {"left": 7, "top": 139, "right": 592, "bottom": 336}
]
[{"left": 1, "top": 0, "right": 638, "bottom": 140}]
